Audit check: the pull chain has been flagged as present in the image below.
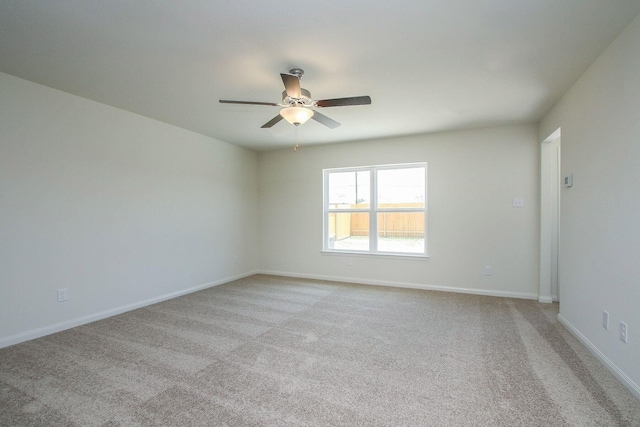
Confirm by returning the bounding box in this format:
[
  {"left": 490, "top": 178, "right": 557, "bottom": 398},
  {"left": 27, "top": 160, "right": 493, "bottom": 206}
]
[{"left": 293, "top": 124, "right": 299, "bottom": 152}]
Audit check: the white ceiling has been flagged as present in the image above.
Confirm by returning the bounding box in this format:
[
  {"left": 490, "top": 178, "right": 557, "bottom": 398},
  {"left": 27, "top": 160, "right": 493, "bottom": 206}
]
[{"left": 1, "top": 1, "right": 639, "bottom": 151}]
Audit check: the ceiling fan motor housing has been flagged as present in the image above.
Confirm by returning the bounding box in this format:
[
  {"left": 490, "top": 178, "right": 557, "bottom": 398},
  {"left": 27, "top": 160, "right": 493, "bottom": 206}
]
[{"left": 282, "top": 88, "right": 314, "bottom": 107}]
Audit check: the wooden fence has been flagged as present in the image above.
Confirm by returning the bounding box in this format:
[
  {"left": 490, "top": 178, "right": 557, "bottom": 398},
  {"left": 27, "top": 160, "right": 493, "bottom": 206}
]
[{"left": 329, "top": 204, "right": 425, "bottom": 240}]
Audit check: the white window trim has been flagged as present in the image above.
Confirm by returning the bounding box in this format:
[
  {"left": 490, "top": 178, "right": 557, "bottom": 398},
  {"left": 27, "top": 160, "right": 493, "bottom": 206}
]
[{"left": 322, "top": 162, "right": 428, "bottom": 258}]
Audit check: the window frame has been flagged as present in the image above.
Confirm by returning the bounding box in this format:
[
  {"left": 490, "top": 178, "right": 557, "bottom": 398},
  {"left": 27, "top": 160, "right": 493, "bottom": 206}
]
[{"left": 322, "top": 162, "right": 428, "bottom": 258}]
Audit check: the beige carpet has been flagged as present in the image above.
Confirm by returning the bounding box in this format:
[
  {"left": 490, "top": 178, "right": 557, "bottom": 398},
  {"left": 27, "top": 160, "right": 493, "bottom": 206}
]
[{"left": 1, "top": 274, "right": 639, "bottom": 426}]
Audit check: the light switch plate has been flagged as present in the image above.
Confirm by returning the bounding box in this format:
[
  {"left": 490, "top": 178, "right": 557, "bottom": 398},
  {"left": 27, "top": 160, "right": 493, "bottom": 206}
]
[{"left": 512, "top": 197, "right": 524, "bottom": 208}]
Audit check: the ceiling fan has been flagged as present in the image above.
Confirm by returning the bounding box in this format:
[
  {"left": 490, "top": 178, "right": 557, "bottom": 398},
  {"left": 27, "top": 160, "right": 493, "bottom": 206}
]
[{"left": 219, "top": 68, "right": 371, "bottom": 129}]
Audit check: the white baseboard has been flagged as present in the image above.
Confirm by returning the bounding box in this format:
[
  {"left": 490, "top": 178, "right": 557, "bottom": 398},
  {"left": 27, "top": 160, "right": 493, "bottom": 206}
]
[
  {"left": 257, "top": 270, "right": 538, "bottom": 300},
  {"left": 557, "top": 313, "right": 640, "bottom": 400},
  {"left": 0, "top": 270, "right": 258, "bottom": 349},
  {"left": 538, "top": 296, "right": 554, "bottom": 304}
]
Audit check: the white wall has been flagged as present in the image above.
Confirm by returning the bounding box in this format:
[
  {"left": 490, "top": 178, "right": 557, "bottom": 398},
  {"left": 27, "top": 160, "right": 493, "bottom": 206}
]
[
  {"left": 540, "top": 14, "right": 640, "bottom": 396},
  {"left": 0, "top": 73, "right": 259, "bottom": 346},
  {"left": 258, "top": 124, "right": 540, "bottom": 298}
]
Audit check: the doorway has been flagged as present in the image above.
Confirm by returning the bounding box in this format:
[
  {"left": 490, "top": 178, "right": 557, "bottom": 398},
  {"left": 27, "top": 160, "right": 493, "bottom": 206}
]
[{"left": 540, "top": 129, "right": 560, "bottom": 303}]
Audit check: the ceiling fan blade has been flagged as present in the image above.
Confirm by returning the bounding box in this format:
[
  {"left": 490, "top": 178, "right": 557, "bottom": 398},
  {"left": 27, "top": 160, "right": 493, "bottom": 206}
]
[
  {"left": 219, "top": 100, "right": 278, "bottom": 106},
  {"left": 281, "top": 73, "right": 301, "bottom": 99},
  {"left": 316, "top": 96, "right": 371, "bottom": 108},
  {"left": 311, "top": 111, "right": 341, "bottom": 129},
  {"left": 261, "top": 114, "right": 284, "bottom": 128}
]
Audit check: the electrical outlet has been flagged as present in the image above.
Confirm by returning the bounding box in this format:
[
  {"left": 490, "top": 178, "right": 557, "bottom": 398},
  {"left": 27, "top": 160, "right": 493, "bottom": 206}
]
[
  {"left": 484, "top": 266, "right": 492, "bottom": 276},
  {"left": 233, "top": 256, "right": 238, "bottom": 265},
  {"left": 602, "top": 311, "right": 609, "bottom": 330},
  {"left": 620, "top": 322, "right": 628, "bottom": 343},
  {"left": 57, "top": 288, "right": 68, "bottom": 302},
  {"left": 512, "top": 197, "right": 524, "bottom": 208}
]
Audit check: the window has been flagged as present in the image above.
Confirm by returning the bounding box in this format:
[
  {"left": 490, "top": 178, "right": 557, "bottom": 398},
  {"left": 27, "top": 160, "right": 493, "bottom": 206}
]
[{"left": 323, "top": 163, "right": 427, "bottom": 256}]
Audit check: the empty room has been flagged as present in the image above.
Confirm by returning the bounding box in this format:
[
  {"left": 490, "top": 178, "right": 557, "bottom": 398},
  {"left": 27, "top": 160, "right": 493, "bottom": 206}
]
[{"left": 1, "top": 1, "right": 639, "bottom": 425}]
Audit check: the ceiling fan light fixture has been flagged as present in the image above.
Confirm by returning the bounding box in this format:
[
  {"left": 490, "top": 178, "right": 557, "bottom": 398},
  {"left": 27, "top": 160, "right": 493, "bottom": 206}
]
[{"left": 280, "top": 106, "right": 314, "bottom": 125}]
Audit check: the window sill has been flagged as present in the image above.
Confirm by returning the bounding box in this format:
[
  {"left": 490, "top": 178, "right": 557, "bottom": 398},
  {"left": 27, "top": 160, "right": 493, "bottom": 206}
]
[{"left": 321, "top": 250, "right": 429, "bottom": 261}]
